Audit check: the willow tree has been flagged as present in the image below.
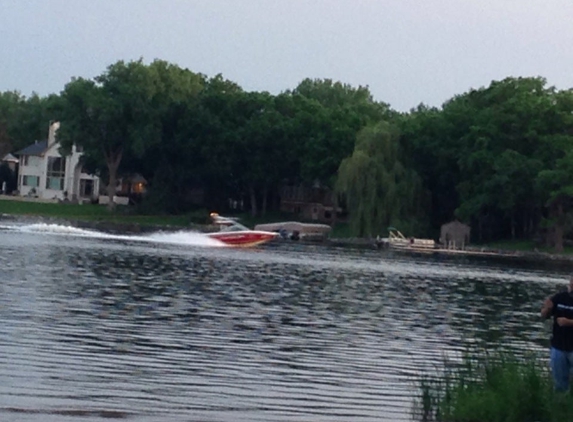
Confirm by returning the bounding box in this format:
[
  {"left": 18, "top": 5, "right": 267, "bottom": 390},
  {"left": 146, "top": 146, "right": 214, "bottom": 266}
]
[{"left": 336, "top": 123, "right": 425, "bottom": 237}]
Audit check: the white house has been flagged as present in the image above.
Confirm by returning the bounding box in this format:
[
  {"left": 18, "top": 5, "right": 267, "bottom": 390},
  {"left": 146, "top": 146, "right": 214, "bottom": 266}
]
[{"left": 15, "top": 121, "right": 100, "bottom": 202}]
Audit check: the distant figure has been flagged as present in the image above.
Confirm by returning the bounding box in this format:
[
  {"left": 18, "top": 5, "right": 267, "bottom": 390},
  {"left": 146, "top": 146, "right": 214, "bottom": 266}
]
[
  {"left": 290, "top": 230, "right": 300, "bottom": 241},
  {"left": 541, "top": 275, "right": 573, "bottom": 392},
  {"left": 1, "top": 181, "right": 6, "bottom": 194}
]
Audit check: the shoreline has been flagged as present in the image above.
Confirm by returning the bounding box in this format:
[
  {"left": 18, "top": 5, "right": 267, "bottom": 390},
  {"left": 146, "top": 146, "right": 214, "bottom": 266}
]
[{"left": 3, "top": 213, "right": 573, "bottom": 266}]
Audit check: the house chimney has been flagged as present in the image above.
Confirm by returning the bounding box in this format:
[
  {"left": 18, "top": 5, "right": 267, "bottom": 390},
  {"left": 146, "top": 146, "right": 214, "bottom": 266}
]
[{"left": 48, "top": 121, "right": 60, "bottom": 146}]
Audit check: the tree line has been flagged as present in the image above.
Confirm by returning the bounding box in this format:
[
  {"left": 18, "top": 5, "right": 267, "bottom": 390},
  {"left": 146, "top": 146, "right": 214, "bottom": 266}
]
[{"left": 1, "top": 59, "right": 572, "bottom": 250}]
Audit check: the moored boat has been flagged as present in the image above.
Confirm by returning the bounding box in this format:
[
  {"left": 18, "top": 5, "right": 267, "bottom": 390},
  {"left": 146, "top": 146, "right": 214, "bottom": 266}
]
[
  {"left": 254, "top": 221, "right": 332, "bottom": 241},
  {"left": 379, "top": 227, "right": 436, "bottom": 251}
]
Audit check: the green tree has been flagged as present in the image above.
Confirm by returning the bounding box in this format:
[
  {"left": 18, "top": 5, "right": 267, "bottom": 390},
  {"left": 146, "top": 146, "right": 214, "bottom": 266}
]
[
  {"left": 58, "top": 59, "right": 203, "bottom": 210},
  {"left": 421, "top": 77, "right": 556, "bottom": 241},
  {"left": 291, "top": 78, "right": 392, "bottom": 187},
  {"left": 0, "top": 92, "right": 23, "bottom": 157},
  {"left": 536, "top": 150, "right": 573, "bottom": 253},
  {"left": 0, "top": 91, "right": 59, "bottom": 154},
  {"left": 534, "top": 90, "right": 573, "bottom": 252},
  {"left": 399, "top": 104, "right": 461, "bottom": 234},
  {"left": 336, "top": 123, "right": 425, "bottom": 237}
]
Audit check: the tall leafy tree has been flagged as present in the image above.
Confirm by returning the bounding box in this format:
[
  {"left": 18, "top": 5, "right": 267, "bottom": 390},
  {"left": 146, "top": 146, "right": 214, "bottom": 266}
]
[
  {"left": 0, "top": 91, "right": 23, "bottom": 157},
  {"left": 58, "top": 59, "right": 203, "bottom": 209},
  {"left": 435, "top": 77, "right": 555, "bottom": 241},
  {"left": 187, "top": 78, "right": 250, "bottom": 211},
  {"left": 0, "top": 91, "right": 59, "bottom": 154},
  {"left": 534, "top": 89, "right": 573, "bottom": 251},
  {"left": 401, "top": 77, "right": 573, "bottom": 246},
  {"left": 291, "top": 78, "right": 392, "bottom": 187},
  {"left": 536, "top": 151, "right": 573, "bottom": 252},
  {"left": 399, "top": 104, "right": 461, "bottom": 234}
]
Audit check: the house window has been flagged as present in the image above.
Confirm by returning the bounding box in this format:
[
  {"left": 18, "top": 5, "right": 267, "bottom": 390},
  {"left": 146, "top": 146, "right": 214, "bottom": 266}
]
[
  {"left": 21, "top": 156, "right": 29, "bottom": 166},
  {"left": 133, "top": 182, "right": 145, "bottom": 194},
  {"left": 23, "top": 175, "right": 39, "bottom": 187},
  {"left": 46, "top": 157, "right": 66, "bottom": 190}
]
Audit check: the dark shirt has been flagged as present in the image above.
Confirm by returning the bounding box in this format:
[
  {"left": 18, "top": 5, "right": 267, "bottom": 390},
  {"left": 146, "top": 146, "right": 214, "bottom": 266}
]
[{"left": 550, "top": 291, "right": 573, "bottom": 352}]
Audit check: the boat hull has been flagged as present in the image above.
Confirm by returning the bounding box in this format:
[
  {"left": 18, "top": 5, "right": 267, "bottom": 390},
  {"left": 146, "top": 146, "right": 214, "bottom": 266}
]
[{"left": 206, "top": 230, "right": 278, "bottom": 247}]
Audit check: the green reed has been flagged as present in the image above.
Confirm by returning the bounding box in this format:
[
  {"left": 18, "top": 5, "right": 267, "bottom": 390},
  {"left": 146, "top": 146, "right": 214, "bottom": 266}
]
[{"left": 413, "top": 349, "right": 573, "bottom": 422}]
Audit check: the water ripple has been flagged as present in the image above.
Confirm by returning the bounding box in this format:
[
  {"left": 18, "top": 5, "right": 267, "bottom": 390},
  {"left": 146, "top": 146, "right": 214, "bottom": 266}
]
[{"left": 0, "top": 227, "right": 567, "bottom": 421}]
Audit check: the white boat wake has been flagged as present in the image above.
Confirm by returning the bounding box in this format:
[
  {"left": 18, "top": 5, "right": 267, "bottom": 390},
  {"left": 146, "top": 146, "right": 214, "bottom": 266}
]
[{"left": 0, "top": 222, "right": 225, "bottom": 247}]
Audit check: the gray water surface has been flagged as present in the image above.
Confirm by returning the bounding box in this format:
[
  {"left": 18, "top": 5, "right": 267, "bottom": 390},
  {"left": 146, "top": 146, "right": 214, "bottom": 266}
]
[{"left": 0, "top": 222, "right": 566, "bottom": 421}]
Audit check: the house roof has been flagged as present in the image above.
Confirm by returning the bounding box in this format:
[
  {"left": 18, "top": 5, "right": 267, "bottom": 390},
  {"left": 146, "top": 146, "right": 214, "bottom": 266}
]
[
  {"left": 129, "top": 174, "right": 147, "bottom": 184},
  {"left": 14, "top": 140, "right": 49, "bottom": 156},
  {"left": 120, "top": 173, "right": 147, "bottom": 184},
  {"left": 441, "top": 220, "right": 471, "bottom": 235},
  {"left": 442, "top": 220, "right": 470, "bottom": 229},
  {"left": 1, "top": 153, "right": 18, "bottom": 163}
]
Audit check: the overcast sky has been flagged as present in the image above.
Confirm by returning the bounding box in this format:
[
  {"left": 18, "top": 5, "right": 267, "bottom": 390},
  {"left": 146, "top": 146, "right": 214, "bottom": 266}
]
[{"left": 1, "top": 0, "right": 572, "bottom": 111}]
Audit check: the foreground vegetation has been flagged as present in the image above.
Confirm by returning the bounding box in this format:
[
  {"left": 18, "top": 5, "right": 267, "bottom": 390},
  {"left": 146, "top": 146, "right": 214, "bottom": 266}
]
[{"left": 414, "top": 349, "right": 573, "bottom": 422}]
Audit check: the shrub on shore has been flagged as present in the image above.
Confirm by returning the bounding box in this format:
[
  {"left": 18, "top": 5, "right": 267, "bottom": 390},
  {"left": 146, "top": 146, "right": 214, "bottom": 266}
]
[{"left": 413, "top": 349, "right": 573, "bottom": 422}]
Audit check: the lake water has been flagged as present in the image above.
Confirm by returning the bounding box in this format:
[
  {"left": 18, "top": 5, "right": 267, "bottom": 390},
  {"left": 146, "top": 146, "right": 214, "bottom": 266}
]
[{"left": 0, "top": 220, "right": 568, "bottom": 422}]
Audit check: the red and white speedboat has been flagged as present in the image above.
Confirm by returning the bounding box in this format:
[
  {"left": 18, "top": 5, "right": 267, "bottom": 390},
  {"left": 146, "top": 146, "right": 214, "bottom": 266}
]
[{"left": 206, "top": 213, "right": 279, "bottom": 247}]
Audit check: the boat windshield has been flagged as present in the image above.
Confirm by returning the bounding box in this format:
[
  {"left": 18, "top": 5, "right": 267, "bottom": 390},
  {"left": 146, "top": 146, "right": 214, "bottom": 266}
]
[
  {"left": 210, "top": 213, "right": 250, "bottom": 232},
  {"left": 219, "top": 222, "right": 249, "bottom": 232}
]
